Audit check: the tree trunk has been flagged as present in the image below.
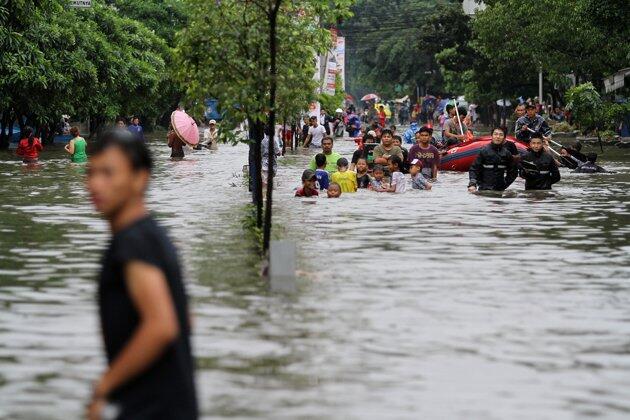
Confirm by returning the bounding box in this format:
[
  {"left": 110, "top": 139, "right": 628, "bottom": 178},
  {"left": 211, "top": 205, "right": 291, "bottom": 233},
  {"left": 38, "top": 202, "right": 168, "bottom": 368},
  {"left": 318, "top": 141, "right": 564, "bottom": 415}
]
[
  {"left": 249, "top": 119, "right": 264, "bottom": 230},
  {"left": 0, "top": 111, "right": 9, "bottom": 149},
  {"left": 263, "top": 2, "right": 280, "bottom": 253}
]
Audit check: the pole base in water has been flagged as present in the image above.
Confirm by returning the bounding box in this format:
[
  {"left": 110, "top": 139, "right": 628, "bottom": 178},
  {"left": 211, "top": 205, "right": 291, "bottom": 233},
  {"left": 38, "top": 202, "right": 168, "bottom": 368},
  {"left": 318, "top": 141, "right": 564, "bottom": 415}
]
[{"left": 268, "top": 240, "right": 296, "bottom": 293}]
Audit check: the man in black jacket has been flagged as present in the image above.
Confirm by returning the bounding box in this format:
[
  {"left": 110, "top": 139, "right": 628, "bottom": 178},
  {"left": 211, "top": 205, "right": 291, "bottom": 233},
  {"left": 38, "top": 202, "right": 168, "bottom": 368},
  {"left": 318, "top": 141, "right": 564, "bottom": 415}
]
[
  {"left": 515, "top": 103, "right": 552, "bottom": 144},
  {"left": 468, "top": 127, "right": 518, "bottom": 192},
  {"left": 519, "top": 133, "right": 561, "bottom": 190}
]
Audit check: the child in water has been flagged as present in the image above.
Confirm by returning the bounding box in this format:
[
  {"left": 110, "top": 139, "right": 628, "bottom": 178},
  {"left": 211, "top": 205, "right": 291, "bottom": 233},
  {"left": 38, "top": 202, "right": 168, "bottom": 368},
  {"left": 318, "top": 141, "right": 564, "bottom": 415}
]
[
  {"left": 387, "top": 156, "right": 406, "bottom": 193},
  {"left": 314, "top": 153, "right": 330, "bottom": 190},
  {"left": 331, "top": 158, "right": 357, "bottom": 193},
  {"left": 327, "top": 183, "right": 342, "bottom": 198},
  {"left": 295, "top": 169, "right": 319, "bottom": 197},
  {"left": 409, "top": 159, "right": 432, "bottom": 190},
  {"left": 369, "top": 165, "right": 389, "bottom": 192},
  {"left": 356, "top": 158, "right": 371, "bottom": 189}
]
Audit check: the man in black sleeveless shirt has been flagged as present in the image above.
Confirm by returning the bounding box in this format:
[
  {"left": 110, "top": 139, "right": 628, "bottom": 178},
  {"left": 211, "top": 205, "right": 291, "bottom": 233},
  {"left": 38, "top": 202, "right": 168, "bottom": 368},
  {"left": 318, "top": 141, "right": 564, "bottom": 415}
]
[{"left": 86, "top": 130, "right": 197, "bottom": 420}]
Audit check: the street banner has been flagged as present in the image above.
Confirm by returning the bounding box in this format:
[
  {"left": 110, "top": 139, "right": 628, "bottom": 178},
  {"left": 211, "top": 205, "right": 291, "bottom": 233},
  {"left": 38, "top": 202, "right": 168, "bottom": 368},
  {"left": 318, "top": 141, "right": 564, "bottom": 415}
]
[
  {"left": 336, "top": 37, "right": 345, "bottom": 91},
  {"left": 323, "top": 51, "right": 337, "bottom": 95}
]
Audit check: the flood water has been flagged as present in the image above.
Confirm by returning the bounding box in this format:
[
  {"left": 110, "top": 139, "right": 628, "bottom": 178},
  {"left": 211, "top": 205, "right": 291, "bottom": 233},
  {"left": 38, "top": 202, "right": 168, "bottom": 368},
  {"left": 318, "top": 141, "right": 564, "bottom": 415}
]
[{"left": 0, "top": 136, "right": 629, "bottom": 419}]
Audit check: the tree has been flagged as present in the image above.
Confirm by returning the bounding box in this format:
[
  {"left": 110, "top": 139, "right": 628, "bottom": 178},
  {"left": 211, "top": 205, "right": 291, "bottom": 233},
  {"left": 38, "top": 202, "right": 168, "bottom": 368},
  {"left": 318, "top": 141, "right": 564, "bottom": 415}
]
[
  {"left": 176, "top": 0, "right": 352, "bottom": 252},
  {"left": 340, "top": 0, "right": 460, "bottom": 100},
  {"left": 565, "top": 83, "right": 602, "bottom": 133},
  {"left": 113, "top": 0, "right": 190, "bottom": 126},
  {"left": 474, "top": 0, "right": 630, "bottom": 90},
  {"left": 0, "top": 0, "right": 169, "bottom": 147}
]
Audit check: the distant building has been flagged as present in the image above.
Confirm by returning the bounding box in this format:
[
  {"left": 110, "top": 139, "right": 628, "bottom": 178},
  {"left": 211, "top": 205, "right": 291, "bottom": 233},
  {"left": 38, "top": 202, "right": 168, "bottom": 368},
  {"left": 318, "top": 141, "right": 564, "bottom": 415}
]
[{"left": 463, "top": 0, "right": 486, "bottom": 15}]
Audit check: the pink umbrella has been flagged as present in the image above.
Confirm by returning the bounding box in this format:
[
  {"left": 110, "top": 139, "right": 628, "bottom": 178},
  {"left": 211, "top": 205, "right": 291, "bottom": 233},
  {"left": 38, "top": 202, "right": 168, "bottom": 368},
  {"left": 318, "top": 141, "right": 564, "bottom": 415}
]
[
  {"left": 170, "top": 110, "right": 199, "bottom": 146},
  {"left": 361, "top": 93, "right": 379, "bottom": 101}
]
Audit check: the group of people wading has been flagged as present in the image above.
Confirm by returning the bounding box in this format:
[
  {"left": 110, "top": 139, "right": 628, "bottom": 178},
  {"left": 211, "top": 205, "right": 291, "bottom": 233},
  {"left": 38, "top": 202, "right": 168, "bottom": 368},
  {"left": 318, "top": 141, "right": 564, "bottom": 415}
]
[{"left": 295, "top": 102, "right": 608, "bottom": 198}]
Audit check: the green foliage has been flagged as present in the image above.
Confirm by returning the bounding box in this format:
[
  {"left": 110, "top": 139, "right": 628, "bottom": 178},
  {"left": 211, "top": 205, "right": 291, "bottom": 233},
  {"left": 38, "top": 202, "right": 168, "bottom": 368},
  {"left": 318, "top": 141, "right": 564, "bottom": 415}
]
[
  {"left": 599, "top": 129, "right": 617, "bottom": 140},
  {"left": 602, "top": 102, "right": 630, "bottom": 132},
  {"left": 241, "top": 204, "right": 263, "bottom": 254},
  {"left": 565, "top": 83, "right": 603, "bottom": 131},
  {"left": 112, "top": 0, "right": 191, "bottom": 125},
  {"left": 473, "top": 0, "right": 630, "bottom": 90},
  {"left": 340, "top": 0, "right": 460, "bottom": 99},
  {"left": 548, "top": 120, "right": 574, "bottom": 133},
  {"left": 113, "top": 0, "right": 189, "bottom": 46},
  {"left": 0, "top": 0, "right": 171, "bottom": 140},
  {"left": 176, "top": 0, "right": 352, "bottom": 139}
]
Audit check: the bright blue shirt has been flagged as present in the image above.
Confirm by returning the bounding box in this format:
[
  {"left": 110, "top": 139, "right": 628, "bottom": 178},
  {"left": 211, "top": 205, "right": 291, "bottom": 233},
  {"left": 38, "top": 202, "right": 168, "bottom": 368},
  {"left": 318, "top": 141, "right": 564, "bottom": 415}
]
[
  {"left": 403, "top": 122, "right": 419, "bottom": 144},
  {"left": 315, "top": 169, "right": 330, "bottom": 190}
]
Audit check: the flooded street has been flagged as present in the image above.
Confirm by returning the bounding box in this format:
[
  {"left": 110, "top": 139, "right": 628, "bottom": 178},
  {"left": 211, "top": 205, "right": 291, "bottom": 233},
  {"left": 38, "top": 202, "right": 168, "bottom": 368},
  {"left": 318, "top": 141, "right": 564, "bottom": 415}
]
[{"left": 0, "top": 137, "right": 629, "bottom": 419}]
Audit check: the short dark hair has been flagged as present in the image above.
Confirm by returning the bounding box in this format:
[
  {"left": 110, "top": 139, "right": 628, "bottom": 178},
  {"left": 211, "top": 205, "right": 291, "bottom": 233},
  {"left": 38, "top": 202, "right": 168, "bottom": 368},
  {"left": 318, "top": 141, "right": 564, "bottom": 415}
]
[
  {"left": 446, "top": 104, "right": 454, "bottom": 112},
  {"left": 381, "top": 128, "right": 393, "bottom": 137},
  {"left": 322, "top": 136, "right": 333, "bottom": 144},
  {"left": 393, "top": 135, "right": 402, "bottom": 142},
  {"left": 309, "top": 115, "right": 317, "bottom": 120},
  {"left": 92, "top": 129, "right": 153, "bottom": 172},
  {"left": 457, "top": 107, "right": 467, "bottom": 117},
  {"left": 373, "top": 164, "right": 384, "bottom": 173},
  {"left": 388, "top": 155, "right": 403, "bottom": 169},
  {"left": 315, "top": 153, "right": 326, "bottom": 167},
  {"left": 525, "top": 103, "right": 536, "bottom": 110},
  {"left": 492, "top": 126, "right": 507, "bottom": 136},
  {"left": 418, "top": 126, "right": 433, "bottom": 135},
  {"left": 530, "top": 132, "right": 543, "bottom": 140},
  {"left": 337, "top": 157, "right": 349, "bottom": 167},
  {"left": 587, "top": 152, "right": 597, "bottom": 163}
]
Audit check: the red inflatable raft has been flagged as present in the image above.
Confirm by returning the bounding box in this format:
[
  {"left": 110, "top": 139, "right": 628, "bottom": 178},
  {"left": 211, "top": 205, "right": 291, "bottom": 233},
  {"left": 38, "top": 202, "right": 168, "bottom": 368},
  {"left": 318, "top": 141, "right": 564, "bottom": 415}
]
[{"left": 439, "top": 136, "right": 528, "bottom": 172}]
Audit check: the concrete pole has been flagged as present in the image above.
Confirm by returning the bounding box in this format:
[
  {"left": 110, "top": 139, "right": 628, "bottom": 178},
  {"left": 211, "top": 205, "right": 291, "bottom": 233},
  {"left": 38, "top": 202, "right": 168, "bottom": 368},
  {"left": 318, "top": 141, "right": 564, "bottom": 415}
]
[{"left": 269, "top": 240, "right": 296, "bottom": 293}]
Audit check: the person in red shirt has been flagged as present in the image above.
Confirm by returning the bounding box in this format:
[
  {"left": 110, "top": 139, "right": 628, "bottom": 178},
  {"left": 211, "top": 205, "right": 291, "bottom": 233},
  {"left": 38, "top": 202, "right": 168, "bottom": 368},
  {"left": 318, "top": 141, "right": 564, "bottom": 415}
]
[
  {"left": 295, "top": 169, "right": 319, "bottom": 197},
  {"left": 16, "top": 127, "right": 43, "bottom": 163}
]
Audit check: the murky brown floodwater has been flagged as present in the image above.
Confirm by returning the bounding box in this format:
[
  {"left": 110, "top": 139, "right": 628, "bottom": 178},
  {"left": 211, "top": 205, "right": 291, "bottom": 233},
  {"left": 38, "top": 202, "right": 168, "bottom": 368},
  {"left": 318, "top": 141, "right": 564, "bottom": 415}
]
[{"left": 0, "top": 136, "right": 629, "bottom": 419}]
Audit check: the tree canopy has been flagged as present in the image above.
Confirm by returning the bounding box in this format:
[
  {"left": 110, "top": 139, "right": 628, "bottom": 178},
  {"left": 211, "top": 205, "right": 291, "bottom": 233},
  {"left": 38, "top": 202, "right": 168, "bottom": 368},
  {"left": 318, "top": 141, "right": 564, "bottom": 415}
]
[
  {"left": 176, "top": 0, "right": 351, "bottom": 134},
  {"left": 0, "top": 0, "right": 176, "bottom": 145},
  {"left": 341, "top": 0, "right": 630, "bottom": 110}
]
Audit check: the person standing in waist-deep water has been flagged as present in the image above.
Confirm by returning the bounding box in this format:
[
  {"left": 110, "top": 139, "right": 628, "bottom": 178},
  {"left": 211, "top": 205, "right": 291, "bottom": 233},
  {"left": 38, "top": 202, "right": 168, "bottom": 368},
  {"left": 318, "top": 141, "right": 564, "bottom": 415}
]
[
  {"left": 64, "top": 126, "right": 88, "bottom": 163},
  {"left": 167, "top": 125, "right": 186, "bottom": 160},
  {"left": 86, "top": 130, "right": 197, "bottom": 420},
  {"left": 468, "top": 127, "right": 518, "bottom": 192},
  {"left": 16, "top": 127, "right": 43, "bottom": 164},
  {"left": 519, "top": 133, "right": 560, "bottom": 190},
  {"left": 203, "top": 119, "right": 219, "bottom": 150},
  {"left": 127, "top": 117, "right": 145, "bottom": 142}
]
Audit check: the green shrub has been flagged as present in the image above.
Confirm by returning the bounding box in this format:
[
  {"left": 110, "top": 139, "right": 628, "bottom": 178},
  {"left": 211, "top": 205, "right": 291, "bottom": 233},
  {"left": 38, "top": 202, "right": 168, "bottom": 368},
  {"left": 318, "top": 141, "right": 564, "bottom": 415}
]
[
  {"left": 565, "top": 83, "right": 603, "bottom": 131},
  {"left": 549, "top": 121, "right": 574, "bottom": 133},
  {"left": 602, "top": 102, "right": 630, "bottom": 131}
]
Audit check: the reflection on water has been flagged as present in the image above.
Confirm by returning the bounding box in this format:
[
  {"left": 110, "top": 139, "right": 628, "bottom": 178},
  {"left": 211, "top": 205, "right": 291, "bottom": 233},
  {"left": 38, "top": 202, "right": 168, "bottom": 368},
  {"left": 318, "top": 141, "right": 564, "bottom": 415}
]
[{"left": 0, "top": 139, "right": 629, "bottom": 418}]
